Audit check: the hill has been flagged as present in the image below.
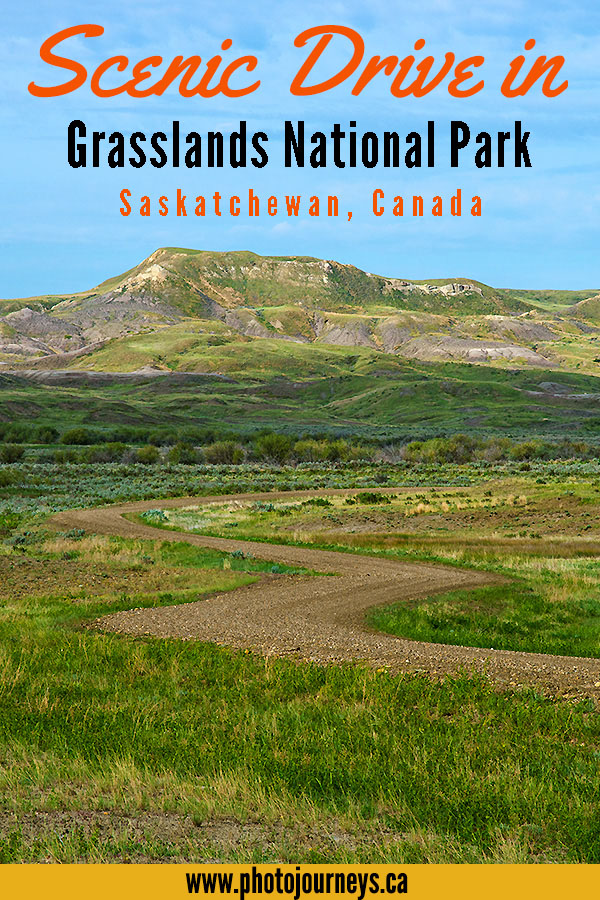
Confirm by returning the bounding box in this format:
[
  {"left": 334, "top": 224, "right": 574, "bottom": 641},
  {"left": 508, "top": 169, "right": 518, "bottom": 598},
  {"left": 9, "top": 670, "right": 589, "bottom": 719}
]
[{"left": 0, "top": 247, "right": 599, "bottom": 377}]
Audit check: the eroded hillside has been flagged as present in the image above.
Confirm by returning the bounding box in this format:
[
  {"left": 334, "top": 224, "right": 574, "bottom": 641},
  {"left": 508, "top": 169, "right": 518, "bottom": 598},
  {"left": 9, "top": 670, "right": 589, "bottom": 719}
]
[{"left": 1, "top": 247, "right": 598, "bottom": 375}]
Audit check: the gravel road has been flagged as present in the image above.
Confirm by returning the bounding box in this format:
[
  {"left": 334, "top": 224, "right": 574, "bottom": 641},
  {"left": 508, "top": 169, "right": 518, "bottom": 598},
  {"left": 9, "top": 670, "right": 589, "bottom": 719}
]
[{"left": 50, "top": 490, "right": 600, "bottom": 700}]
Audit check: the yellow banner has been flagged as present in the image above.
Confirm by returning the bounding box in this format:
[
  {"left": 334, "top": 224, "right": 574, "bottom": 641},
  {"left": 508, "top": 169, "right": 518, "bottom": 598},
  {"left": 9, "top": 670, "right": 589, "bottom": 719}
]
[{"left": 0, "top": 864, "right": 597, "bottom": 900}]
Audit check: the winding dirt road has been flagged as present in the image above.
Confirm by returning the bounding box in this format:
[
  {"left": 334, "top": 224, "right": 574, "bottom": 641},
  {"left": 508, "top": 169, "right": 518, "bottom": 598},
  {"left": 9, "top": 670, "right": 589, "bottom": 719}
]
[{"left": 50, "top": 490, "right": 600, "bottom": 699}]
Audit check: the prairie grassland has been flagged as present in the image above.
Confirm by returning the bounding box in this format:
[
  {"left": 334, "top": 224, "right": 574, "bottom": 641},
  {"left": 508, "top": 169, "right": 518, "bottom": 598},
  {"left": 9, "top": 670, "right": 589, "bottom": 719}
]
[
  {"left": 5, "top": 352, "right": 600, "bottom": 441},
  {"left": 1, "top": 603, "right": 599, "bottom": 862},
  {"left": 163, "top": 480, "right": 600, "bottom": 658},
  {"left": 0, "top": 467, "right": 599, "bottom": 862}
]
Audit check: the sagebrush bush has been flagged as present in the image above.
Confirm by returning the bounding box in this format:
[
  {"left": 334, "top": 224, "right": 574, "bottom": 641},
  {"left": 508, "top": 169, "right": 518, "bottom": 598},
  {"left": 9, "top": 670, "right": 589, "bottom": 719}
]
[
  {"left": 135, "top": 445, "right": 161, "bottom": 465},
  {"left": 204, "top": 441, "right": 244, "bottom": 465},
  {"left": 0, "top": 444, "right": 25, "bottom": 464}
]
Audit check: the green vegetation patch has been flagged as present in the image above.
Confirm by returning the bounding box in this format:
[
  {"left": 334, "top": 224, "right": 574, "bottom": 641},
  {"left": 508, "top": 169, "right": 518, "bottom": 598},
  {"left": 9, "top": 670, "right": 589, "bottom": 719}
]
[
  {"left": 369, "top": 582, "right": 600, "bottom": 658},
  {"left": 0, "top": 598, "right": 599, "bottom": 861},
  {"left": 2, "top": 459, "right": 600, "bottom": 861}
]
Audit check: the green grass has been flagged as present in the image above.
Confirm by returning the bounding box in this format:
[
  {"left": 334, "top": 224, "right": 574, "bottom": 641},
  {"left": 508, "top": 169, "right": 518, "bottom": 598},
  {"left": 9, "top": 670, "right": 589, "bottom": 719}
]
[
  {"left": 368, "top": 582, "right": 600, "bottom": 658},
  {"left": 5, "top": 353, "right": 600, "bottom": 442},
  {"left": 498, "top": 287, "right": 599, "bottom": 313},
  {"left": 158, "top": 479, "right": 600, "bottom": 661},
  {"left": 2, "top": 466, "right": 600, "bottom": 861},
  {"left": 131, "top": 535, "right": 310, "bottom": 577},
  {"left": 0, "top": 589, "right": 599, "bottom": 862}
]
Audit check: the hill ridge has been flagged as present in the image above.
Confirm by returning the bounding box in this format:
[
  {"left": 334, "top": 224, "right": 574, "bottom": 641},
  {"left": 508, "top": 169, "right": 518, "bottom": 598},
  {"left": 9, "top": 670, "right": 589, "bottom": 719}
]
[{"left": 0, "top": 247, "right": 598, "bottom": 374}]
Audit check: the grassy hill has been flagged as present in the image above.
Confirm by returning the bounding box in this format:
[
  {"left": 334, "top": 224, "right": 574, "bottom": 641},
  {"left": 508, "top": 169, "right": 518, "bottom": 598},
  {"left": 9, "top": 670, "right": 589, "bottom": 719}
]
[
  {"left": 1, "top": 247, "right": 599, "bottom": 442},
  {"left": 1, "top": 248, "right": 598, "bottom": 369},
  {"left": 2, "top": 348, "right": 600, "bottom": 443}
]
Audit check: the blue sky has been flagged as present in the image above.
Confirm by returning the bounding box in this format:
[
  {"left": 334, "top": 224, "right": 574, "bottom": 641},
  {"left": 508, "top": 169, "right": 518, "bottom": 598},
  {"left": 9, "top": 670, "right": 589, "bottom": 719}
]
[{"left": 1, "top": 0, "right": 599, "bottom": 296}]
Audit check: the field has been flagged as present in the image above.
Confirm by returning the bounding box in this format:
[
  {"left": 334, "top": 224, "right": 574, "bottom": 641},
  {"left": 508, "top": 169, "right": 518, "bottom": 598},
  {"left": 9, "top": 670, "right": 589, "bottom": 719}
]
[
  {"left": 3, "top": 353, "right": 600, "bottom": 443},
  {"left": 143, "top": 480, "right": 600, "bottom": 660},
  {"left": 2, "top": 246, "right": 600, "bottom": 863},
  {"left": 1, "top": 453, "right": 600, "bottom": 863}
]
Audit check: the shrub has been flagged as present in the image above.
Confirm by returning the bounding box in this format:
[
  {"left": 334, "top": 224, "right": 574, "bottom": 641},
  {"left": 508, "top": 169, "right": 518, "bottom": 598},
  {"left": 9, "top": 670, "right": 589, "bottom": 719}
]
[
  {"left": 510, "top": 440, "right": 545, "bottom": 461},
  {"left": 324, "top": 439, "right": 349, "bottom": 462},
  {"left": 481, "top": 438, "right": 512, "bottom": 462},
  {"left": 0, "top": 509, "right": 22, "bottom": 535},
  {"left": 84, "top": 443, "right": 127, "bottom": 463},
  {"left": 136, "top": 445, "right": 161, "bottom": 465},
  {"left": 148, "top": 431, "right": 178, "bottom": 446},
  {"left": 141, "top": 509, "right": 168, "bottom": 523},
  {"left": 204, "top": 441, "right": 244, "bottom": 465},
  {"left": 2, "top": 424, "right": 31, "bottom": 443},
  {"left": 254, "top": 433, "right": 292, "bottom": 463},
  {"left": 0, "top": 444, "right": 25, "bottom": 463},
  {"left": 168, "top": 442, "right": 198, "bottom": 465},
  {"left": 355, "top": 491, "right": 391, "bottom": 505},
  {"left": 61, "top": 428, "right": 97, "bottom": 445},
  {"left": 293, "top": 439, "right": 328, "bottom": 462},
  {"left": 403, "top": 435, "right": 484, "bottom": 464},
  {"left": 34, "top": 426, "right": 59, "bottom": 444},
  {"left": 53, "top": 448, "right": 78, "bottom": 463}
]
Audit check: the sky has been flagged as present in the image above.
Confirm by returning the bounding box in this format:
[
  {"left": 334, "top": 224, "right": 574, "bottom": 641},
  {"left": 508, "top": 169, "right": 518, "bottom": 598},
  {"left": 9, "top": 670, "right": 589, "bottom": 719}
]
[{"left": 1, "top": 0, "right": 599, "bottom": 296}]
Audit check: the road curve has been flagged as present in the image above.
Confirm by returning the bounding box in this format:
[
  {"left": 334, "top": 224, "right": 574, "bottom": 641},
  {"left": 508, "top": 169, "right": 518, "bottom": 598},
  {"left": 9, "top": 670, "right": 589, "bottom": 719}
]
[{"left": 50, "top": 490, "right": 600, "bottom": 700}]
